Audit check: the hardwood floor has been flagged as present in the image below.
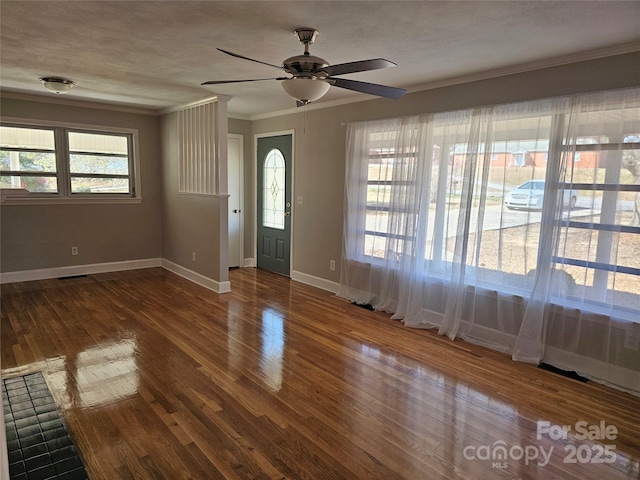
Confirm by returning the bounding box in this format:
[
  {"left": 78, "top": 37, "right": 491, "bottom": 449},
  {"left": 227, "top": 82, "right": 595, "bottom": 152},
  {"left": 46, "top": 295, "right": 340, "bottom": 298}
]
[{"left": 1, "top": 267, "right": 639, "bottom": 479}]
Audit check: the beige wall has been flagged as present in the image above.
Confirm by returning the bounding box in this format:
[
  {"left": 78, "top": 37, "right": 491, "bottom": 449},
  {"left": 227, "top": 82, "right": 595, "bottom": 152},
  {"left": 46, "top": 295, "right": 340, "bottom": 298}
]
[
  {"left": 160, "top": 106, "right": 229, "bottom": 285},
  {"left": 2, "top": 52, "right": 638, "bottom": 286},
  {"left": 0, "top": 98, "right": 162, "bottom": 273}
]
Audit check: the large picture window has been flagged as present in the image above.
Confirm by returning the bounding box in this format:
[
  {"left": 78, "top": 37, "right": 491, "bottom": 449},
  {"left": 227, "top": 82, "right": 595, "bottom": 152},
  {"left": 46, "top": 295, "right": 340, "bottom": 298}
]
[
  {"left": 344, "top": 97, "right": 640, "bottom": 312},
  {"left": 1, "top": 122, "right": 137, "bottom": 200},
  {"left": 339, "top": 88, "right": 640, "bottom": 394}
]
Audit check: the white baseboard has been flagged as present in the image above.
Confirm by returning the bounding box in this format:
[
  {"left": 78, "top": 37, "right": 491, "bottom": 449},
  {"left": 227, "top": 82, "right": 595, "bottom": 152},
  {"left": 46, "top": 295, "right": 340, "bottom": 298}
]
[
  {"left": 243, "top": 258, "right": 256, "bottom": 268},
  {"left": 160, "top": 259, "right": 231, "bottom": 294},
  {"left": 0, "top": 258, "right": 232, "bottom": 294},
  {"left": 544, "top": 346, "right": 640, "bottom": 396},
  {"left": 291, "top": 270, "right": 340, "bottom": 293},
  {"left": 0, "top": 258, "right": 162, "bottom": 284},
  {"left": 0, "top": 260, "right": 336, "bottom": 296}
]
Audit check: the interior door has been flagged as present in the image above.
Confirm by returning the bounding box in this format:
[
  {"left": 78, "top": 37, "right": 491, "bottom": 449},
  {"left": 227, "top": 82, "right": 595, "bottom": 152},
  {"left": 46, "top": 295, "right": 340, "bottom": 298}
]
[
  {"left": 228, "top": 134, "right": 243, "bottom": 268},
  {"left": 257, "top": 134, "right": 292, "bottom": 276}
]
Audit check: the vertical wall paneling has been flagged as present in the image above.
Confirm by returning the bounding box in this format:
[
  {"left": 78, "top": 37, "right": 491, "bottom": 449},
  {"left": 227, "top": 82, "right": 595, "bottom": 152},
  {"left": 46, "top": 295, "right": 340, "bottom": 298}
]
[
  {"left": 215, "top": 99, "right": 229, "bottom": 195},
  {"left": 178, "top": 101, "right": 218, "bottom": 195}
]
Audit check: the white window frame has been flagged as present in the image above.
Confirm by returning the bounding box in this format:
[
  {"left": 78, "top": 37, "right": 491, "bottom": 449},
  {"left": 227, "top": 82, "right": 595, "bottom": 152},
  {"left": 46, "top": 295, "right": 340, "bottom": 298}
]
[
  {"left": 1, "top": 117, "right": 141, "bottom": 204},
  {"left": 553, "top": 138, "right": 640, "bottom": 299}
]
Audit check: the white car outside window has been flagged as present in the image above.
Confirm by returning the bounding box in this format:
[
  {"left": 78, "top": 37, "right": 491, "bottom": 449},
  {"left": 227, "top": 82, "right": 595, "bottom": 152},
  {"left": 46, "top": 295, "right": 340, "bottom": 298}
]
[{"left": 504, "top": 180, "right": 576, "bottom": 210}]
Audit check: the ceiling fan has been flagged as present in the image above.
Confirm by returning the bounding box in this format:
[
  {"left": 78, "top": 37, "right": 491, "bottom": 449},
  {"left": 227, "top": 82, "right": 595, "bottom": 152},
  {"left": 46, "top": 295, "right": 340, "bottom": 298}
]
[{"left": 202, "top": 28, "right": 407, "bottom": 105}]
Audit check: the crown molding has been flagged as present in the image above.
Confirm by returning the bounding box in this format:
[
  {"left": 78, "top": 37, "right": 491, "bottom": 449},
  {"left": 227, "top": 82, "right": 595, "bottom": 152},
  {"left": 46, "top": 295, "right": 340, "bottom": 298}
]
[
  {"left": 0, "top": 91, "right": 160, "bottom": 116},
  {"left": 159, "top": 94, "right": 233, "bottom": 115},
  {"left": 248, "top": 42, "right": 640, "bottom": 121},
  {"left": 3, "top": 43, "right": 638, "bottom": 121},
  {"left": 406, "top": 42, "right": 640, "bottom": 95},
  {"left": 228, "top": 113, "right": 252, "bottom": 121}
]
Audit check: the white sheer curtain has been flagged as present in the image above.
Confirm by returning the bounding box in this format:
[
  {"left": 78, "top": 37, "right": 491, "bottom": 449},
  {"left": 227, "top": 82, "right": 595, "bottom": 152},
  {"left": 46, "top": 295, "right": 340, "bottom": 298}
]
[
  {"left": 339, "top": 115, "right": 432, "bottom": 314},
  {"left": 515, "top": 89, "right": 640, "bottom": 392},
  {"left": 339, "top": 88, "right": 640, "bottom": 394}
]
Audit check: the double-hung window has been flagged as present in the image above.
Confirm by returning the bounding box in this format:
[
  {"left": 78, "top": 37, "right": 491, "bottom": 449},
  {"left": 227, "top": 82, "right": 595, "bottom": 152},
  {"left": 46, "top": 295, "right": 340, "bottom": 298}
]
[
  {"left": 0, "top": 126, "right": 58, "bottom": 193},
  {"left": 1, "top": 122, "right": 138, "bottom": 201},
  {"left": 67, "top": 130, "right": 132, "bottom": 194}
]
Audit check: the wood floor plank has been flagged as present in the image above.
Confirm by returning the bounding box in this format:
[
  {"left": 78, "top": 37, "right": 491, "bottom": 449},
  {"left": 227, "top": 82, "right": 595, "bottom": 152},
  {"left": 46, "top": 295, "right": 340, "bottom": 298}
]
[{"left": 2, "top": 267, "right": 639, "bottom": 479}]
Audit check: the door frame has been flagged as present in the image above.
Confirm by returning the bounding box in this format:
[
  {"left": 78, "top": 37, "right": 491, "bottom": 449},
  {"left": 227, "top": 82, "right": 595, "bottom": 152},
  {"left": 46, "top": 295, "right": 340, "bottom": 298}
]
[
  {"left": 253, "top": 130, "right": 295, "bottom": 272},
  {"left": 228, "top": 133, "right": 244, "bottom": 268}
]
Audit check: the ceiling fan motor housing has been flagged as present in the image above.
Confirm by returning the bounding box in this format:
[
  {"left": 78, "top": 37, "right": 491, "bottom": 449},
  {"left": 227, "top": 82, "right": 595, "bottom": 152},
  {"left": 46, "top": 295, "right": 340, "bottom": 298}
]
[
  {"left": 284, "top": 28, "right": 328, "bottom": 78},
  {"left": 282, "top": 54, "right": 329, "bottom": 78}
]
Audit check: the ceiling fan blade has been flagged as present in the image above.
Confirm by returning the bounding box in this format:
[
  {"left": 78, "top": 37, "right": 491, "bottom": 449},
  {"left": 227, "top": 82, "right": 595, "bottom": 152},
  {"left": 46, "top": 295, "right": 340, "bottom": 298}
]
[
  {"left": 322, "top": 59, "right": 397, "bottom": 77},
  {"left": 329, "top": 77, "right": 407, "bottom": 100},
  {"left": 217, "top": 48, "right": 283, "bottom": 70},
  {"left": 202, "top": 77, "right": 287, "bottom": 85}
]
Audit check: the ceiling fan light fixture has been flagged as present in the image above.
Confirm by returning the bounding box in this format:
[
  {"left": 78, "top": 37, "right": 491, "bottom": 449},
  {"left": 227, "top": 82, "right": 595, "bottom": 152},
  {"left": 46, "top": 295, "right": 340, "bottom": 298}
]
[
  {"left": 281, "top": 77, "right": 330, "bottom": 104},
  {"left": 208, "top": 27, "right": 404, "bottom": 106},
  {"left": 39, "top": 76, "right": 75, "bottom": 94}
]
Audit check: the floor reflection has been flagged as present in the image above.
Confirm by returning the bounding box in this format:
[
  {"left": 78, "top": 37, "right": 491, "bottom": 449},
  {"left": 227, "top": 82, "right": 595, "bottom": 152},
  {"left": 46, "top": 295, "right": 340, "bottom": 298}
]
[
  {"left": 354, "top": 340, "right": 522, "bottom": 476},
  {"left": 259, "top": 308, "right": 285, "bottom": 391},
  {"left": 46, "top": 338, "right": 138, "bottom": 409}
]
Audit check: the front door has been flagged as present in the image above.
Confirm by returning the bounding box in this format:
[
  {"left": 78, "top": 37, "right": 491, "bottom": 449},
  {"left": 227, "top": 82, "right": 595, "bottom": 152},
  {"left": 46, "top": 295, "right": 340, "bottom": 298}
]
[{"left": 257, "top": 134, "right": 292, "bottom": 276}]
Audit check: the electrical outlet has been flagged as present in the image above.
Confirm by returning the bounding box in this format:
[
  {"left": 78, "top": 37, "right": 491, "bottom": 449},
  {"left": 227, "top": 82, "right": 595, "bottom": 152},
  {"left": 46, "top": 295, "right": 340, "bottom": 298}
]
[
  {"left": 624, "top": 330, "right": 640, "bottom": 351},
  {"left": 329, "top": 259, "right": 336, "bottom": 271},
  {"left": 192, "top": 252, "right": 196, "bottom": 262},
  {"left": 71, "top": 246, "right": 78, "bottom": 256}
]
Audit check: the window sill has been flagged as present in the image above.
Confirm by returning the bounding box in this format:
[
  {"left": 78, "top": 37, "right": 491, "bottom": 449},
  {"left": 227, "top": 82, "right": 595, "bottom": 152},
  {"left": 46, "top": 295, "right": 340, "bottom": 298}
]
[{"left": 349, "top": 256, "right": 638, "bottom": 324}]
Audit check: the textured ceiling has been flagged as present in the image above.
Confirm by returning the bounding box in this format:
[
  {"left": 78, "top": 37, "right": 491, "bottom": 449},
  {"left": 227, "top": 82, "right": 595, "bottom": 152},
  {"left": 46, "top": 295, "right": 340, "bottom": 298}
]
[{"left": 1, "top": 1, "right": 639, "bottom": 117}]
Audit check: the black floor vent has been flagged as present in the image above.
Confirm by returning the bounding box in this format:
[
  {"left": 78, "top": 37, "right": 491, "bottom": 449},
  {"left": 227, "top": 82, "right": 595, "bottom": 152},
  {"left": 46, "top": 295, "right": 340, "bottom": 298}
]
[
  {"left": 3, "top": 372, "right": 89, "bottom": 480},
  {"left": 58, "top": 275, "right": 88, "bottom": 280},
  {"left": 352, "top": 301, "right": 375, "bottom": 311},
  {"left": 539, "top": 363, "right": 589, "bottom": 382}
]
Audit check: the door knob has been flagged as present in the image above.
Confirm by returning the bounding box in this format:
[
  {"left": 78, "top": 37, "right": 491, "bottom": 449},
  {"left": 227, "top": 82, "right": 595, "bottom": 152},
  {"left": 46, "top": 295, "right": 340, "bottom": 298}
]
[{"left": 233, "top": 209, "right": 241, "bottom": 213}]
